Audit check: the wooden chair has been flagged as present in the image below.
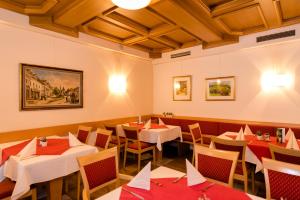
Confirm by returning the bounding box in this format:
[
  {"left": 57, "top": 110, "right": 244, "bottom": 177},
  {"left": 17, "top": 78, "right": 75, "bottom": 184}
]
[
  {"left": 211, "top": 137, "right": 249, "bottom": 192},
  {"left": 94, "top": 128, "right": 112, "bottom": 151},
  {"left": 77, "top": 147, "right": 132, "bottom": 200},
  {"left": 188, "top": 123, "right": 203, "bottom": 164},
  {"left": 105, "top": 124, "right": 125, "bottom": 157},
  {"left": 122, "top": 125, "right": 156, "bottom": 171},
  {"left": 194, "top": 144, "right": 238, "bottom": 188},
  {"left": 269, "top": 143, "right": 300, "bottom": 165},
  {"left": 77, "top": 126, "right": 93, "bottom": 144},
  {"left": 262, "top": 158, "right": 300, "bottom": 200},
  {"left": 0, "top": 178, "right": 37, "bottom": 200}
]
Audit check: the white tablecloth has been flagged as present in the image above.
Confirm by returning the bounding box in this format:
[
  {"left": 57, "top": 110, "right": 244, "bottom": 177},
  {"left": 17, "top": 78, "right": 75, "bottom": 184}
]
[
  {"left": 0, "top": 138, "right": 98, "bottom": 200},
  {"left": 116, "top": 125, "right": 182, "bottom": 151},
  {"left": 96, "top": 166, "right": 264, "bottom": 200},
  {"left": 210, "top": 132, "right": 263, "bottom": 173}
]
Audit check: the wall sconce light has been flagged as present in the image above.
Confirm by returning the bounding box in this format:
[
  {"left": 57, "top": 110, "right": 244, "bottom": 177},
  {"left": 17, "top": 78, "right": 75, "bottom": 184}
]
[
  {"left": 109, "top": 75, "right": 127, "bottom": 95},
  {"left": 261, "top": 71, "right": 293, "bottom": 91}
]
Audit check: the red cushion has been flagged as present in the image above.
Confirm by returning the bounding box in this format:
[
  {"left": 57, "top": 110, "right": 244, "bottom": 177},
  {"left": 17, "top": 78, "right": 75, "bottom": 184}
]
[
  {"left": 214, "top": 143, "right": 244, "bottom": 160},
  {"left": 197, "top": 121, "right": 219, "bottom": 136},
  {"left": 123, "top": 129, "right": 138, "bottom": 140},
  {"left": 268, "top": 169, "right": 300, "bottom": 200},
  {"left": 202, "top": 137, "right": 211, "bottom": 145},
  {"left": 0, "top": 179, "right": 15, "bottom": 199},
  {"left": 191, "top": 127, "right": 201, "bottom": 140},
  {"left": 182, "top": 133, "right": 193, "bottom": 142},
  {"left": 128, "top": 142, "right": 152, "bottom": 150},
  {"left": 290, "top": 128, "right": 300, "bottom": 139},
  {"left": 77, "top": 130, "right": 89, "bottom": 143},
  {"left": 110, "top": 137, "right": 126, "bottom": 145},
  {"left": 84, "top": 156, "right": 117, "bottom": 190},
  {"left": 95, "top": 134, "right": 109, "bottom": 148},
  {"left": 219, "top": 123, "right": 244, "bottom": 134},
  {"left": 274, "top": 152, "right": 300, "bottom": 165},
  {"left": 105, "top": 126, "right": 117, "bottom": 136},
  {"left": 197, "top": 154, "right": 233, "bottom": 184},
  {"left": 235, "top": 162, "right": 244, "bottom": 175}
]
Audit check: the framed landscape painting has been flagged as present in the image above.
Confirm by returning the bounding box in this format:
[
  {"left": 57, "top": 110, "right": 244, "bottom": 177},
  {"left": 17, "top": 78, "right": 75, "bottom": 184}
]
[
  {"left": 173, "top": 75, "right": 192, "bottom": 101},
  {"left": 20, "top": 63, "right": 83, "bottom": 110},
  {"left": 206, "top": 76, "right": 235, "bottom": 101}
]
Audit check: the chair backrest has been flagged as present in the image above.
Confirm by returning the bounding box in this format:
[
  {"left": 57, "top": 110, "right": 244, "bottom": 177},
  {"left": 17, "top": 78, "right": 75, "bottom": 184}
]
[
  {"left": 122, "top": 125, "right": 139, "bottom": 141},
  {"left": 195, "top": 144, "right": 238, "bottom": 187},
  {"left": 269, "top": 143, "right": 300, "bottom": 165},
  {"left": 188, "top": 123, "right": 202, "bottom": 143},
  {"left": 94, "top": 128, "right": 112, "bottom": 150},
  {"left": 77, "top": 126, "right": 93, "bottom": 143},
  {"left": 211, "top": 137, "right": 246, "bottom": 161},
  {"left": 263, "top": 158, "right": 300, "bottom": 200},
  {"left": 104, "top": 124, "right": 117, "bottom": 137},
  {"left": 77, "top": 147, "right": 119, "bottom": 200}
]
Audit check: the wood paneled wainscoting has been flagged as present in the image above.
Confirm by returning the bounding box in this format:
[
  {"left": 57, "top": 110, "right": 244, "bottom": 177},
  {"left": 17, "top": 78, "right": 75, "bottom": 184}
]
[{"left": 0, "top": 115, "right": 152, "bottom": 143}]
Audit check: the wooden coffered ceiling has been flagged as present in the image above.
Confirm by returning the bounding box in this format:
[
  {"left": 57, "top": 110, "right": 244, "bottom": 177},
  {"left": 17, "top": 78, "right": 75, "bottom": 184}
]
[{"left": 1, "top": 0, "right": 300, "bottom": 58}]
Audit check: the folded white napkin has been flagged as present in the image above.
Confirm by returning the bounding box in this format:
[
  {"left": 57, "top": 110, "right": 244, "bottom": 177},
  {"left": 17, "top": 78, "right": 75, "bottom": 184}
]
[
  {"left": 127, "top": 161, "right": 151, "bottom": 190},
  {"left": 69, "top": 132, "right": 83, "bottom": 147},
  {"left": 158, "top": 118, "right": 165, "bottom": 125},
  {"left": 286, "top": 132, "right": 299, "bottom": 150},
  {"left": 186, "top": 159, "right": 206, "bottom": 186},
  {"left": 244, "top": 125, "right": 254, "bottom": 135},
  {"left": 143, "top": 120, "right": 151, "bottom": 130},
  {"left": 285, "top": 128, "right": 294, "bottom": 141},
  {"left": 18, "top": 137, "right": 37, "bottom": 159},
  {"left": 236, "top": 127, "right": 245, "bottom": 140}
]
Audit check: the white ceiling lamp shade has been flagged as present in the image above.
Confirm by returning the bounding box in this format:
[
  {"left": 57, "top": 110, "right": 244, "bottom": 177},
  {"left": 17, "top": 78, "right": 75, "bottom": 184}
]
[{"left": 112, "top": 0, "right": 151, "bottom": 10}]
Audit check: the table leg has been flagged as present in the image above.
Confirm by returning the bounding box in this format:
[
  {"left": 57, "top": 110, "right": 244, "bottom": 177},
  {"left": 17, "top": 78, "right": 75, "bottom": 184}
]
[
  {"left": 155, "top": 146, "right": 163, "bottom": 165},
  {"left": 48, "top": 177, "right": 63, "bottom": 200}
]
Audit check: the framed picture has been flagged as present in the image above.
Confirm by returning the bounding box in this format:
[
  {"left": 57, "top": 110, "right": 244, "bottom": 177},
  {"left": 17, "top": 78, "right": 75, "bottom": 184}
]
[
  {"left": 20, "top": 63, "right": 83, "bottom": 110},
  {"left": 205, "top": 76, "right": 235, "bottom": 101},
  {"left": 173, "top": 75, "right": 192, "bottom": 101}
]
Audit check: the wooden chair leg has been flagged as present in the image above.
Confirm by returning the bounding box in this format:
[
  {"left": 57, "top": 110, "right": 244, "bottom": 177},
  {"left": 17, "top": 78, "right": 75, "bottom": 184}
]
[
  {"left": 123, "top": 149, "right": 127, "bottom": 169},
  {"left": 138, "top": 153, "right": 141, "bottom": 172},
  {"left": 77, "top": 172, "right": 81, "bottom": 200},
  {"left": 251, "top": 168, "right": 255, "bottom": 194},
  {"left": 152, "top": 148, "right": 156, "bottom": 166},
  {"left": 244, "top": 176, "right": 248, "bottom": 193},
  {"left": 32, "top": 188, "right": 37, "bottom": 200},
  {"left": 64, "top": 178, "right": 69, "bottom": 193},
  {"left": 192, "top": 148, "right": 195, "bottom": 165}
]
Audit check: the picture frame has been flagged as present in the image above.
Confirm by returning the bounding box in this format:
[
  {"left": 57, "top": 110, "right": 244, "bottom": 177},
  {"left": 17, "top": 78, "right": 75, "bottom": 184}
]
[
  {"left": 20, "top": 63, "right": 83, "bottom": 111},
  {"left": 205, "top": 76, "right": 235, "bottom": 101},
  {"left": 173, "top": 75, "right": 192, "bottom": 101}
]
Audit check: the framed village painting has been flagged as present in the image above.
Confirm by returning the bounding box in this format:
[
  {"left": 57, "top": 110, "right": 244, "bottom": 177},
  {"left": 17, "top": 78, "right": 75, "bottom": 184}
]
[
  {"left": 20, "top": 63, "right": 83, "bottom": 110},
  {"left": 173, "top": 75, "right": 192, "bottom": 101},
  {"left": 205, "top": 76, "right": 235, "bottom": 101}
]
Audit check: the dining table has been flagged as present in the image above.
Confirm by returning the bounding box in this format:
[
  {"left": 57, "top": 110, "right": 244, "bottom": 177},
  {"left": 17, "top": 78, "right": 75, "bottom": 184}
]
[
  {"left": 210, "top": 132, "right": 300, "bottom": 172},
  {"left": 0, "top": 136, "right": 98, "bottom": 200},
  {"left": 96, "top": 166, "right": 264, "bottom": 200}
]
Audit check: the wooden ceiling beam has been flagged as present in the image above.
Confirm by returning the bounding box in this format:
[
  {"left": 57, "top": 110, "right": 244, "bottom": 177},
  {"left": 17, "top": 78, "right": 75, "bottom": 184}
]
[
  {"left": 0, "top": 0, "right": 57, "bottom": 14},
  {"left": 145, "top": 7, "right": 177, "bottom": 25},
  {"left": 181, "top": 40, "right": 202, "bottom": 49},
  {"left": 81, "top": 25, "right": 122, "bottom": 43},
  {"left": 256, "top": 0, "right": 280, "bottom": 28},
  {"left": 152, "top": 37, "right": 181, "bottom": 49},
  {"left": 123, "top": 36, "right": 148, "bottom": 45},
  {"left": 273, "top": 0, "right": 283, "bottom": 25},
  {"left": 29, "top": 16, "right": 78, "bottom": 37},
  {"left": 148, "top": 23, "right": 178, "bottom": 37},
  {"left": 211, "top": 0, "right": 257, "bottom": 17},
  {"left": 102, "top": 6, "right": 118, "bottom": 16},
  {"left": 190, "top": 0, "right": 211, "bottom": 16}
]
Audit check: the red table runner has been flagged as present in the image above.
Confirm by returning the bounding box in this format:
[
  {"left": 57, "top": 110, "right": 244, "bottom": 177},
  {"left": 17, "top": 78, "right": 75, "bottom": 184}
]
[
  {"left": 36, "top": 138, "right": 70, "bottom": 155},
  {"left": 1, "top": 140, "right": 31, "bottom": 165},
  {"left": 128, "top": 122, "right": 168, "bottom": 129},
  {"left": 120, "top": 178, "right": 250, "bottom": 200}
]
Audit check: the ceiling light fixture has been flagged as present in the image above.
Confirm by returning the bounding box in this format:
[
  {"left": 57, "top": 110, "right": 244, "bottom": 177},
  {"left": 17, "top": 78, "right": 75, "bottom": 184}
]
[{"left": 112, "top": 0, "right": 151, "bottom": 10}]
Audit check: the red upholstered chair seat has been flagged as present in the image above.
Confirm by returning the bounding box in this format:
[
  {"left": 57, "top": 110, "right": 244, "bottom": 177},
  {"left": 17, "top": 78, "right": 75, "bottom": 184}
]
[
  {"left": 110, "top": 137, "right": 126, "bottom": 145},
  {"left": 235, "top": 162, "right": 244, "bottom": 175},
  {"left": 182, "top": 133, "right": 193, "bottom": 142},
  {"left": 197, "top": 154, "right": 233, "bottom": 183},
  {"left": 128, "top": 142, "right": 152, "bottom": 150},
  {"left": 83, "top": 156, "right": 117, "bottom": 190},
  {"left": 268, "top": 169, "right": 300, "bottom": 200},
  {"left": 77, "top": 130, "right": 89, "bottom": 143},
  {"left": 95, "top": 134, "right": 110, "bottom": 149},
  {"left": 0, "top": 179, "right": 15, "bottom": 199},
  {"left": 274, "top": 152, "right": 300, "bottom": 165}
]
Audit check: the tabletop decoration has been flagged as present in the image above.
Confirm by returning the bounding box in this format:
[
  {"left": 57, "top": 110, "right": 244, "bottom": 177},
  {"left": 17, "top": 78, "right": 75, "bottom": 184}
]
[
  {"left": 39, "top": 137, "right": 47, "bottom": 147},
  {"left": 186, "top": 159, "right": 206, "bottom": 186},
  {"left": 276, "top": 128, "right": 286, "bottom": 143},
  {"left": 256, "top": 131, "right": 263, "bottom": 140},
  {"left": 127, "top": 162, "right": 151, "bottom": 190},
  {"left": 264, "top": 133, "right": 270, "bottom": 141}
]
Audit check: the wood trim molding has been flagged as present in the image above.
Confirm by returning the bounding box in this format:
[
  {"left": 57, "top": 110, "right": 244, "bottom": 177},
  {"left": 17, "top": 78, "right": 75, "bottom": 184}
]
[
  {"left": 273, "top": 0, "right": 300, "bottom": 26},
  {"left": 152, "top": 114, "right": 300, "bottom": 129},
  {"left": 0, "top": 115, "right": 152, "bottom": 143}
]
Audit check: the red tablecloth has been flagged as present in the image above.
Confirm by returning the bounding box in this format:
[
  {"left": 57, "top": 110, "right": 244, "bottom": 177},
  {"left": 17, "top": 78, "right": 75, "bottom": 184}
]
[
  {"left": 120, "top": 178, "right": 250, "bottom": 200},
  {"left": 36, "top": 138, "right": 70, "bottom": 155},
  {"left": 1, "top": 140, "right": 31, "bottom": 165},
  {"left": 224, "top": 135, "right": 300, "bottom": 161}
]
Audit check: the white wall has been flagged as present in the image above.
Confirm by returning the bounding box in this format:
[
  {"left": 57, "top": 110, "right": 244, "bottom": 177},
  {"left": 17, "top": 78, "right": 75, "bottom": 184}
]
[
  {"left": 153, "top": 25, "right": 300, "bottom": 124},
  {"left": 0, "top": 10, "right": 153, "bottom": 132}
]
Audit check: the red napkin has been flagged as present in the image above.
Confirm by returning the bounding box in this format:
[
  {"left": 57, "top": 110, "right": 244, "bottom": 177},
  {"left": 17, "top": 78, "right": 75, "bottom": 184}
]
[
  {"left": 36, "top": 138, "right": 70, "bottom": 155},
  {"left": 150, "top": 124, "right": 168, "bottom": 129},
  {"left": 1, "top": 140, "right": 31, "bottom": 165},
  {"left": 120, "top": 178, "right": 250, "bottom": 200}
]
